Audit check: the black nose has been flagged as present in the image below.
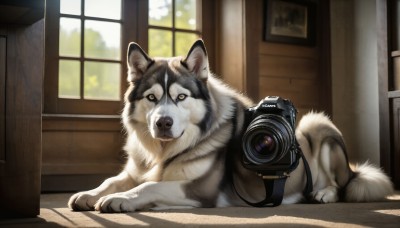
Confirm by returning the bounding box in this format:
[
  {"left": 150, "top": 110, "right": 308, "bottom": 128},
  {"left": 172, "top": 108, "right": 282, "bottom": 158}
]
[{"left": 156, "top": 116, "right": 173, "bottom": 130}]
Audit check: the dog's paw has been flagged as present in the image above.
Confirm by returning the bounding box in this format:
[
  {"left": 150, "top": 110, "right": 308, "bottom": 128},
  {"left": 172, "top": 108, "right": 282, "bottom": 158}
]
[
  {"left": 68, "top": 191, "right": 101, "bottom": 211},
  {"left": 311, "top": 186, "right": 339, "bottom": 203},
  {"left": 95, "top": 193, "right": 137, "bottom": 213}
]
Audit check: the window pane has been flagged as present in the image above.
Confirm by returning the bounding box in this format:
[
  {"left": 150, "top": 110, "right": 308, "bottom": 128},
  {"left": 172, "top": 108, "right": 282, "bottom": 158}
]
[
  {"left": 84, "top": 62, "right": 121, "bottom": 101},
  {"left": 59, "top": 17, "right": 81, "bottom": 57},
  {"left": 59, "top": 60, "right": 80, "bottom": 99},
  {"left": 175, "top": 32, "right": 199, "bottom": 57},
  {"left": 175, "top": 0, "right": 197, "bottom": 30},
  {"left": 60, "top": 0, "right": 81, "bottom": 15},
  {"left": 85, "top": 0, "right": 121, "bottom": 20},
  {"left": 84, "top": 20, "right": 121, "bottom": 60},
  {"left": 149, "top": 0, "right": 172, "bottom": 27},
  {"left": 148, "top": 29, "right": 172, "bottom": 57}
]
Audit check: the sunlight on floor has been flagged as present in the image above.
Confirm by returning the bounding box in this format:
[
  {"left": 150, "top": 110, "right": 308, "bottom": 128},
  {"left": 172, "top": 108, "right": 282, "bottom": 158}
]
[
  {"left": 40, "top": 207, "right": 368, "bottom": 228},
  {"left": 34, "top": 193, "right": 400, "bottom": 227},
  {"left": 41, "top": 208, "right": 149, "bottom": 227},
  {"left": 374, "top": 209, "right": 400, "bottom": 217}
]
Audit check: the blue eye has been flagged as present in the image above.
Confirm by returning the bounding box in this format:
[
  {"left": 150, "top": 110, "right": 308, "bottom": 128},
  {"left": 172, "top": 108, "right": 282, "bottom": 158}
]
[
  {"left": 147, "top": 94, "right": 157, "bottom": 102},
  {"left": 177, "top": 94, "right": 187, "bottom": 101}
]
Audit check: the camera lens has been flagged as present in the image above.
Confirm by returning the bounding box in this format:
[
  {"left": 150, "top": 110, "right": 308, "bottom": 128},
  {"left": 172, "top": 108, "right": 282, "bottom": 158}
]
[
  {"left": 242, "top": 114, "right": 294, "bottom": 165},
  {"left": 252, "top": 135, "right": 275, "bottom": 155}
]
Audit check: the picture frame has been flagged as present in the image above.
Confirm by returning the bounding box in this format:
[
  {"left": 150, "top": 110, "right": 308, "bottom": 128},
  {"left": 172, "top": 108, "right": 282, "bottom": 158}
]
[{"left": 264, "top": 0, "right": 316, "bottom": 46}]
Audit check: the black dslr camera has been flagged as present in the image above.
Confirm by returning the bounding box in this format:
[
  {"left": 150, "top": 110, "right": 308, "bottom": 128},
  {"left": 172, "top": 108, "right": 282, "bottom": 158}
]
[{"left": 242, "top": 96, "right": 299, "bottom": 175}]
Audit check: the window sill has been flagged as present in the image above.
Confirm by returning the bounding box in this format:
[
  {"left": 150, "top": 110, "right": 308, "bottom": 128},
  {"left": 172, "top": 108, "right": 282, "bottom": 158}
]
[
  {"left": 42, "top": 113, "right": 120, "bottom": 120},
  {"left": 42, "top": 114, "right": 122, "bottom": 131}
]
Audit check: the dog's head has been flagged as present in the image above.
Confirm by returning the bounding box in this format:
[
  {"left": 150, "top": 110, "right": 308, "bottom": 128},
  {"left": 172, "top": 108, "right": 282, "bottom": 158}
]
[{"left": 124, "top": 40, "right": 212, "bottom": 142}]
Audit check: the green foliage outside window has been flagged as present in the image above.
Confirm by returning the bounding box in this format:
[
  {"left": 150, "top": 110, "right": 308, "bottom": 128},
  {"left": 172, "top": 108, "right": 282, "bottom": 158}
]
[
  {"left": 149, "top": 0, "right": 199, "bottom": 57},
  {"left": 58, "top": 0, "right": 200, "bottom": 101},
  {"left": 58, "top": 27, "right": 120, "bottom": 100}
]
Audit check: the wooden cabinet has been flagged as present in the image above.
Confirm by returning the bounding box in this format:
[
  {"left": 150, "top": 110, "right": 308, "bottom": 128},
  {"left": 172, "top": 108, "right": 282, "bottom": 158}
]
[
  {"left": 390, "top": 53, "right": 400, "bottom": 188},
  {"left": 391, "top": 97, "right": 400, "bottom": 188},
  {"left": 389, "top": 0, "right": 400, "bottom": 189},
  {"left": 0, "top": 0, "right": 44, "bottom": 218}
]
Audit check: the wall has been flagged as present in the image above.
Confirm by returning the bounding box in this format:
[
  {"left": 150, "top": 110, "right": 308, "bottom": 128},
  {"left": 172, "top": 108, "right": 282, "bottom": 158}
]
[
  {"left": 41, "top": 116, "right": 125, "bottom": 191},
  {"left": 216, "top": 0, "right": 330, "bottom": 119},
  {"left": 330, "top": 0, "right": 380, "bottom": 164},
  {"left": 259, "top": 43, "right": 321, "bottom": 118},
  {"left": 258, "top": 0, "right": 331, "bottom": 118}
]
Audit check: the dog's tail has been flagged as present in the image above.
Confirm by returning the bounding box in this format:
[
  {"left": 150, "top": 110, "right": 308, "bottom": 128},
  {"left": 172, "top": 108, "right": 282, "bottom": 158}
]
[
  {"left": 297, "top": 112, "right": 393, "bottom": 203},
  {"left": 344, "top": 162, "right": 394, "bottom": 202}
]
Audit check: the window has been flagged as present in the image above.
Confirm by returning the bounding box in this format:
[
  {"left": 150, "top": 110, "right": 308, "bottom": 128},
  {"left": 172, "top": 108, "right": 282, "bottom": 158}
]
[
  {"left": 44, "top": 0, "right": 205, "bottom": 115},
  {"left": 45, "top": 0, "right": 136, "bottom": 115},
  {"left": 58, "top": 0, "right": 122, "bottom": 101},
  {"left": 148, "top": 0, "right": 200, "bottom": 57}
]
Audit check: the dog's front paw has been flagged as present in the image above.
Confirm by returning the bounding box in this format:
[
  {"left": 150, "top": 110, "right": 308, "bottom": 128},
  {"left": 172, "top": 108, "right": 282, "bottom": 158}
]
[
  {"left": 95, "top": 194, "right": 137, "bottom": 213},
  {"left": 312, "top": 186, "right": 339, "bottom": 203},
  {"left": 68, "top": 191, "right": 101, "bottom": 211}
]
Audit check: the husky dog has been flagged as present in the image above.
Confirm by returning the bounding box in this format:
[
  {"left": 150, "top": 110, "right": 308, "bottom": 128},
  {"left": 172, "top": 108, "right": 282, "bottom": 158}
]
[{"left": 68, "top": 40, "right": 393, "bottom": 212}]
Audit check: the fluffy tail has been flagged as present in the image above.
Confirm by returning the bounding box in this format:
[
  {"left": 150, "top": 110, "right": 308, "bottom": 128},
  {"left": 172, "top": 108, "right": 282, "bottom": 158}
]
[{"left": 345, "top": 162, "right": 394, "bottom": 202}]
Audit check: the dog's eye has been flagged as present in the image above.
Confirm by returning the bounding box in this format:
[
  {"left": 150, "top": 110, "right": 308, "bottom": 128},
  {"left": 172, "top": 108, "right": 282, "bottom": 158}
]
[
  {"left": 177, "top": 94, "right": 187, "bottom": 101},
  {"left": 146, "top": 94, "right": 157, "bottom": 102}
]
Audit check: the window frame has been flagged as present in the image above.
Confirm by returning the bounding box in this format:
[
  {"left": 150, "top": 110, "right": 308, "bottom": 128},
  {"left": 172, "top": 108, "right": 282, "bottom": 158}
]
[
  {"left": 44, "top": 0, "right": 213, "bottom": 115},
  {"left": 148, "top": 0, "right": 202, "bottom": 57},
  {"left": 44, "top": 0, "right": 143, "bottom": 115}
]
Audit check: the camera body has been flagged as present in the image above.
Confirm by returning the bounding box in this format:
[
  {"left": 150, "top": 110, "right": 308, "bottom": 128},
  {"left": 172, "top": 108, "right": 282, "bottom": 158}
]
[{"left": 242, "top": 96, "right": 299, "bottom": 175}]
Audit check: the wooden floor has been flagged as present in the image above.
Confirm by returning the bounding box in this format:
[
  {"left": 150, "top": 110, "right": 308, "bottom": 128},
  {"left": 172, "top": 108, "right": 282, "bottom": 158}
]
[{"left": 1, "top": 193, "right": 400, "bottom": 227}]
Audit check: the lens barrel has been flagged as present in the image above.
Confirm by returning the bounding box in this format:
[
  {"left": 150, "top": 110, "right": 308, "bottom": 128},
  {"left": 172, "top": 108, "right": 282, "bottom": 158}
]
[{"left": 242, "top": 114, "right": 295, "bottom": 165}]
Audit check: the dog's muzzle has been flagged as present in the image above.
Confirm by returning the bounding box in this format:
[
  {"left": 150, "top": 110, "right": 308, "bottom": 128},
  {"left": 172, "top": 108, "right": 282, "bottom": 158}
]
[
  {"left": 154, "top": 116, "right": 175, "bottom": 141},
  {"left": 156, "top": 116, "right": 173, "bottom": 131}
]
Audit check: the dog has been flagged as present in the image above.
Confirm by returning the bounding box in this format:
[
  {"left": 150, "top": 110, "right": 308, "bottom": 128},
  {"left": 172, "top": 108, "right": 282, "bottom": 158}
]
[{"left": 68, "top": 40, "right": 393, "bottom": 212}]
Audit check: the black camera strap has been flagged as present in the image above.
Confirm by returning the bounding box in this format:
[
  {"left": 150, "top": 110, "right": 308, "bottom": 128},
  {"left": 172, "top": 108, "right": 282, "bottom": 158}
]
[
  {"left": 234, "top": 175, "right": 288, "bottom": 207},
  {"left": 299, "top": 148, "right": 313, "bottom": 200},
  {"left": 233, "top": 143, "right": 313, "bottom": 207}
]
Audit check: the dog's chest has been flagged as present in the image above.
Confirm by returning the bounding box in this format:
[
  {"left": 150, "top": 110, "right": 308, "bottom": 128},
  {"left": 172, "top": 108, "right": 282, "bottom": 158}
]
[{"left": 158, "top": 156, "right": 215, "bottom": 181}]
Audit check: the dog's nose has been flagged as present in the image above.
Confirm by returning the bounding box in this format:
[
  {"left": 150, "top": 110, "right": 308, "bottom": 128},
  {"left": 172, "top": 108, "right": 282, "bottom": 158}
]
[{"left": 156, "top": 116, "right": 173, "bottom": 130}]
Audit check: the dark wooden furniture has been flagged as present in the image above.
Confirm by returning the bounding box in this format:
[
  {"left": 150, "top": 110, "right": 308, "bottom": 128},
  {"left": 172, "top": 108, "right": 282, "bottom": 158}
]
[
  {"left": 390, "top": 91, "right": 400, "bottom": 188},
  {"left": 389, "top": 50, "right": 400, "bottom": 188},
  {"left": 0, "top": 0, "right": 44, "bottom": 218},
  {"left": 378, "top": 0, "right": 400, "bottom": 189}
]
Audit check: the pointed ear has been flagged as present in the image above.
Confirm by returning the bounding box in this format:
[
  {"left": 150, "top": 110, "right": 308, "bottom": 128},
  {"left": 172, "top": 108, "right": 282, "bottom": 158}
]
[
  {"left": 127, "top": 42, "right": 153, "bottom": 82},
  {"left": 182, "top": 39, "right": 209, "bottom": 81}
]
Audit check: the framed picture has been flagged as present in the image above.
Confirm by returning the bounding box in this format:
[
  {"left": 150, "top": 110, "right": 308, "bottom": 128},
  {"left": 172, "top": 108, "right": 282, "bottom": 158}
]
[{"left": 264, "top": 0, "right": 316, "bottom": 46}]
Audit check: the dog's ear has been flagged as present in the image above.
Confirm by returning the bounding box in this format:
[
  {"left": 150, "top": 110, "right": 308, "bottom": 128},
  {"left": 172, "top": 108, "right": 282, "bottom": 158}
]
[
  {"left": 127, "top": 42, "right": 153, "bottom": 82},
  {"left": 182, "top": 39, "right": 209, "bottom": 81}
]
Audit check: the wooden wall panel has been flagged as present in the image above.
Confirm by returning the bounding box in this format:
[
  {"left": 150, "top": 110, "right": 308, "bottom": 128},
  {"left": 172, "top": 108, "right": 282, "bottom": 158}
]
[
  {"left": 258, "top": 40, "right": 322, "bottom": 117},
  {"left": 42, "top": 132, "right": 123, "bottom": 163},
  {"left": 259, "top": 42, "right": 318, "bottom": 58},
  {"left": 255, "top": 0, "right": 330, "bottom": 118},
  {"left": 259, "top": 77, "right": 319, "bottom": 106},
  {"left": 41, "top": 117, "right": 125, "bottom": 191},
  {"left": 217, "top": 0, "right": 245, "bottom": 92},
  {"left": 215, "top": 0, "right": 262, "bottom": 101},
  {"left": 259, "top": 55, "right": 318, "bottom": 79}
]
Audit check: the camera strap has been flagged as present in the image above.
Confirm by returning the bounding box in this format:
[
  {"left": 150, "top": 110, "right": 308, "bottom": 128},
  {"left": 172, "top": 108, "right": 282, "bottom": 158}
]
[
  {"left": 233, "top": 143, "right": 313, "bottom": 207},
  {"left": 299, "top": 147, "right": 314, "bottom": 200},
  {"left": 234, "top": 175, "right": 288, "bottom": 207}
]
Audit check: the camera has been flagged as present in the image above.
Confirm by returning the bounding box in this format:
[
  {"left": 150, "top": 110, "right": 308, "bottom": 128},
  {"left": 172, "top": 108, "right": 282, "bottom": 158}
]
[{"left": 242, "top": 96, "right": 299, "bottom": 175}]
